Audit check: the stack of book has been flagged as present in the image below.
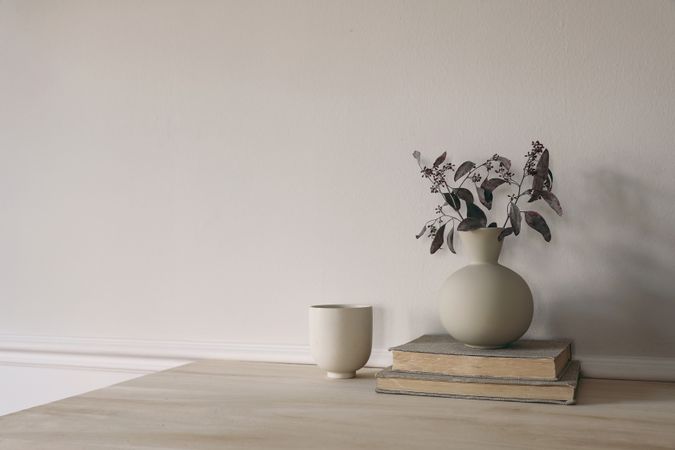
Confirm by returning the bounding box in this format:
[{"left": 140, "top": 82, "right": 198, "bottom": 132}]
[{"left": 376, "top": 335, "right": 580, "bottom": 405}]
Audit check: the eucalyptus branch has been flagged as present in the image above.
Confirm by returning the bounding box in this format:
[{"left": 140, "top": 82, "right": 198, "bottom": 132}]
[
  {"left": 502, "top": 170, "right": 527, "bottom": 227},
  {"left": 458, "top": 162, "right": 487, "bottom": 189},
  {"left": 413, "top": 141, "right": 562, "bottom": 254},
  {"left": 440, "top": 214, "right": 462, "bottom": 223}
]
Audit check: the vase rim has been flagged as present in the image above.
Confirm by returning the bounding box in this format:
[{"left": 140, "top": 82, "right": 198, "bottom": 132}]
[
  {"left": 310, "top": 304, "right": 372, "bottom": 309},
  {"left": 458, "top": 227, "right": 504, "bottom": 233}
]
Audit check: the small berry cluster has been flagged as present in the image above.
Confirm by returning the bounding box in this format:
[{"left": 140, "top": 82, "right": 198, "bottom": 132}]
[
  {"left": 491, "top": 154, "right": 515, "bottom": 179},
  {"left": 524, "top": 141, "right": 546, "bottom": 175},
  {"left": 420, "top": 161, "right": 455, "bottom": 194}
]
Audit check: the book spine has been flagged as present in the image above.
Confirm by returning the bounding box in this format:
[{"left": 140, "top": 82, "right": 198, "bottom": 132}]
[{"left": 375, "top": 387, "right": 575, "bottom": 405}]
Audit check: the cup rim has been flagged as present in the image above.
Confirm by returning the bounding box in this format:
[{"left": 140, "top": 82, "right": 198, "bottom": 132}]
[{"left": 310, "top": 304, "right": 372, "bottom": 309}]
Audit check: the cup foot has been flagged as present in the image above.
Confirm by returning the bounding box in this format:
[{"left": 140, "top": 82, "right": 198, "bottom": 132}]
[{"left": 327, "top": 371, "right": 355, "bottom": 379}]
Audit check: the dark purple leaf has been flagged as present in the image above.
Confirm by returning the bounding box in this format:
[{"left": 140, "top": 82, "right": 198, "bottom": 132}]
[
  {"left": 443, "top": 192, "right": 461, "bottom": 210},
  {"left": 466, "top": 202, "right": 487, "bottom": 227},
  {"left": 509, "top": 203, "right": 521, "bottom": 235},
  {"left": 447, "top": 225, "right": 456, "bottom": 254},
  {"left": 528, "top": 190, "right": 541, "bottom": 202},
  {"left": 544, "top": 169, "right": 553, "bottom": 191},
  {"left": 497, "top": 156, "right": 511, "bottom": 170},
  {"left": 482, "top": 178, "right": 507, "bottom": 192},
  {"left": 498, "top": 227, "right": 514, "bottom": 241},
  {"left": 531, "top": 149, "right": 549, "bottom": 193},
  {"left": 524, "top": 210, "right": 551, "bottom": 242},
  {"left": 430, "top": 223, "right": 446, "bottom": 254},
  {"left": 415, "top": 224, "right": 427, "bottom": 239},
  {"left": 412, "top": 151, "right": 421, "bottom": 164},
  {"left": 457, "top": 217, "right": 483, "bottom": 231},
  {"left": 454, "top": 187, "right": 474, "bottom": 204},
  {"left": 477, "top": 186, "right": 493, "bottom": 209},
  {"left": 488, "top": 222, "right": 497, "bottom": 228},
  {"left": 537, "top": 149, "right": 549, "bottom": 174},
  {"left": 433, "top": 151, "right": 447, "bottom": 168},
  {"left": 430, "top": 224, "right": 445, "bottom": 255},
  {"left": 454, "top": 161, "right": 475, "bottom": 181},
  {"left": 538, "top": 191, "right": 563, "bottom": 216}
]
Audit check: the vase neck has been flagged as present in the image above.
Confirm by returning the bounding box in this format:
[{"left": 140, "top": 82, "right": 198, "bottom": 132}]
[{"left": 459, "top": 228, "right": 503, "bottom": 264}]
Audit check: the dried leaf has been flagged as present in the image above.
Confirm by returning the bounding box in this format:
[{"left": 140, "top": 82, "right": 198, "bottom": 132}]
[
  {"left": 509, "top": 203, "right": 521, "bottom": 235},
  {"left": 454, "top": 161, "right": 475, "bottom": 181},
  {"left": 433, "top": 151, "right": 447, "bottom": 168},
  {"left": 412, "top": 151, "right": 421, "bottom": 164},
  {"left": 538, "top": 191, "right": 563, "bottom": 216},
  {"left": 447, "top": 225, "right": 456, "bottom": 254},
  {"left": 430, "top": 223, "right": 446, "bottom": 254},
  {"left": 457, "top": 217, "right": 483, "bottom": 231},
  {"left": 454, "top": 187, "right": 474, "bottom": 204},
  {"left": 466, "top": 202, "right": 487, "bottom": 227},
  {"left": 524, "top": 210, "right": 551, "bottom": 242},
  {"left": 498, "top": 227, "right": 514, "bottom": 241},
  {"left": 482, "top": 178, "right": 507, "bottom": 192},
  {"left": 415, "top": 224, "right": 427, "bottom": 239},
  {"left": 488, "top": 222, "right": 497, "bottom": 228},
  {"left": 477, "top": 186, "right": 493, "bottom": 209},
  {"left": 443, "top": 192, "right": 461, "bottom": 210},
  {"left": 497, "top": 156, "right": 511, "bottom": 170}
]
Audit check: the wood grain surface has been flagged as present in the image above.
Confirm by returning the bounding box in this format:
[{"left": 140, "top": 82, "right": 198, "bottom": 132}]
[{"left": 1, "top": 360, "right": 674, "bottom": 449}]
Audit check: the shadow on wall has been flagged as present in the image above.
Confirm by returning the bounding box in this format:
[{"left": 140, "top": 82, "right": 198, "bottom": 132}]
[{"left": 543, "top": 169, "right": 675, "bottom": 358}]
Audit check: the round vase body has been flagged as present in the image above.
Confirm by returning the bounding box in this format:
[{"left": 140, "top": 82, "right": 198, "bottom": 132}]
[{"left": 439, "top": 228, "right": 533, "bottom": 348}]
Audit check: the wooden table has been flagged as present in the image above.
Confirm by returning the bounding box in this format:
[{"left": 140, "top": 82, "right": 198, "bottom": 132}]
[{"left": 1, "top": 360, "right": 674, "bottom": 449}]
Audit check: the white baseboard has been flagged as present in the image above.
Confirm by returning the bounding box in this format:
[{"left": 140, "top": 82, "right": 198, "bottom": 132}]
[
  {"left": 0, "top": 350, "right": 188, "bottom": 374},
  {"left": 576, "top": 354, "right": 675, "bottom": 382},
  {"left": 0, "top": 334, "right": 392, "bottom": 374},
  {"left": 1, "top": 334, "right": 674, "bottom": 381}
]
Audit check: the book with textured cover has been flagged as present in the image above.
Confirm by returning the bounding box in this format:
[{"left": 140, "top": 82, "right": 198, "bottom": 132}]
[
  {"left": 376, "top": 360, "right": 580, "bottom": 405},
  {"left": 391, "top": 335, "right": 572, "bottom": 380}
]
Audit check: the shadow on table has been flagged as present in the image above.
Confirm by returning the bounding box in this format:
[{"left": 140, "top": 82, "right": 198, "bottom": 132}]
[{"left": 575, "top": 377, "right": 675, "bottom": 406}]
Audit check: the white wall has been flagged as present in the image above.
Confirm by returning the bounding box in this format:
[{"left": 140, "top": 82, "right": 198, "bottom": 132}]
[{"left": 1, "top": 0, "right": 675, "bottom": 390}]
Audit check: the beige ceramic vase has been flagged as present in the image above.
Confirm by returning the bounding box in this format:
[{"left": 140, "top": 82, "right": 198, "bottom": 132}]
[{"left": 439, "top": 227, "right": 533, "bottom": 348}]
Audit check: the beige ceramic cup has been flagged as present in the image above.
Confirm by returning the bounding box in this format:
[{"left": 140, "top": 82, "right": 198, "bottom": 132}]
[{"left": 309, "top": 304, "right": 372, "bottom": 379}]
